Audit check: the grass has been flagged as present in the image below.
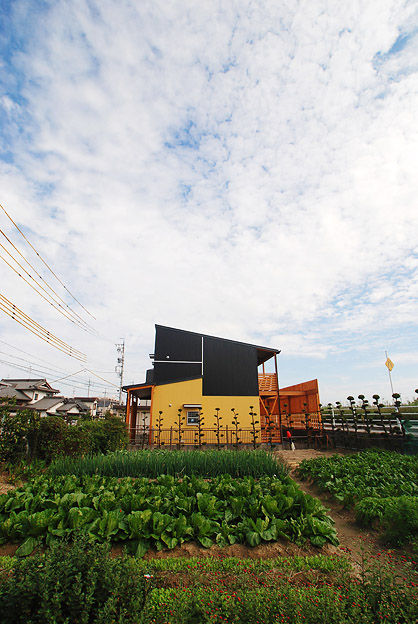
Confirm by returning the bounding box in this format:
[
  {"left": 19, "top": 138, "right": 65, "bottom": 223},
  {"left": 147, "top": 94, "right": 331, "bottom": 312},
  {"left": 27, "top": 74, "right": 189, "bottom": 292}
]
[{"left": 49, "top": 448, "right": 287, "bottom": 479}]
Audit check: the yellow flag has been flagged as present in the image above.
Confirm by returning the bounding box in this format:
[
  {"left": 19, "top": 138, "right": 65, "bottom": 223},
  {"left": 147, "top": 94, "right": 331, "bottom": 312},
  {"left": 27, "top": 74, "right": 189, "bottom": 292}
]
[{"left": 385, "top": 357, "right": 394, "bottom": 372}]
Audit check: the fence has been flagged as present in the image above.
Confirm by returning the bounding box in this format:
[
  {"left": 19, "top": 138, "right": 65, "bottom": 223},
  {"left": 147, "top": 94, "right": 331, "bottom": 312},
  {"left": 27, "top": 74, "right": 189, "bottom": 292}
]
[{"left": 128, "top": 407, "right": 417, "bottom": 452}]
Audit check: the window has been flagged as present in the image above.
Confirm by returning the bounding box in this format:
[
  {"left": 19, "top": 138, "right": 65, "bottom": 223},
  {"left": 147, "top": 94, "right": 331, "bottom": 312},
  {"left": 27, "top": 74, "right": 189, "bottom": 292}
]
[
  {"left": 34, "top": 393, "right": 39, "bottom": 400},
  {"left": 187, "top": 411, "right": 200, "bottom": 426}
]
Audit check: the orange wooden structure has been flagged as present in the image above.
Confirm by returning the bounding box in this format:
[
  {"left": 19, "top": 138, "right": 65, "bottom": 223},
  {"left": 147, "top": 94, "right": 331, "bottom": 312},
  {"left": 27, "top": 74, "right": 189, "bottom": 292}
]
[{"left": 258, "top": 376, "right": 321, "bottom": 442}]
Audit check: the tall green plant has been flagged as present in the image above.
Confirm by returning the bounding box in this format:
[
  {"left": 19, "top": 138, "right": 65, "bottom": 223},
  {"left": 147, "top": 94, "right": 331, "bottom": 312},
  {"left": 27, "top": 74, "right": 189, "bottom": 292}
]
[{"left": 0, "top": 399, "right": 39, "bottom": 462}]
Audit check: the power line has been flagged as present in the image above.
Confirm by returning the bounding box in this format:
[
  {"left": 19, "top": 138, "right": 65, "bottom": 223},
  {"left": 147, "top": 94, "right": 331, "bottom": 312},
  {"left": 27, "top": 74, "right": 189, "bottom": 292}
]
[
  {"left": 85, "top": 369, "right": 119, "bottom": 388},
  {"left": 0, "top": 339, "right": 70, "bottom": 374},
  {"left": 0, "top": 340, "right": 118, "bottom": 389},
  {"left": 0, "top": 292, "right": 86, "bottom": 361},
  {"left": 0, "top": 350, "right": 112, "bottom": 389},
  {"left": 0, "top": 227, "right": 95, "bottom": 331},
  {"left": 0, "top": 202, "right": 96, "bottom": 320},
  {"left": 0, "top": 358, "right": 116, "bottom": 394},
  {"left": 0, "top": 244, "right": 96, "bottom": 334}
]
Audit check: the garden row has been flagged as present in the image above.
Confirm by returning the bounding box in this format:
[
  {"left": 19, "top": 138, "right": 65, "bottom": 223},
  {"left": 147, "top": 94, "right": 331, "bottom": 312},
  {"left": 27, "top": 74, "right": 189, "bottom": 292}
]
[
  {"left": 297, "top": 450, "right": 418, "bottom": 545},
  {"left": 1, "top": 537, "right": 416, "bottom": 624},
  {"left": 0, "top": 472, "right": 338, "bottom": 555},
  {"left": 49, "top": 448, "right": 286, "bottom": 478}
]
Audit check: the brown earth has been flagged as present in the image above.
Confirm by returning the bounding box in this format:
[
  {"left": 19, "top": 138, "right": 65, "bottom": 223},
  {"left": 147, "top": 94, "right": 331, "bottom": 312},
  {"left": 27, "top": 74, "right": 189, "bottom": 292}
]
[{"left": 0, "top": 474, "right": 16, "bottom": 496}]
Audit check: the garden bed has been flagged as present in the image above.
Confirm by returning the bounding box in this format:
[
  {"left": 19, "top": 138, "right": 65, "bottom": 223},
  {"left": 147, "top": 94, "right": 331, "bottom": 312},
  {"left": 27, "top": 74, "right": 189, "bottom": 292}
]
[{"left": 0, "top": 472, "right": 338, "bottom": 556}]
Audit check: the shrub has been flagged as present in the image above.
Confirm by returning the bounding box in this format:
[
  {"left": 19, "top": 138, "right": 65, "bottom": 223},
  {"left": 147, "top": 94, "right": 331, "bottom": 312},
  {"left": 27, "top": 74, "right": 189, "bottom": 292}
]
[
  {"left": 0, "top": 535, "right": 148, "bottom": 624},
  {"left": 0, "top": 401, "right": 39, "bottom": 462},
  {"left": 381, "top": 496, "right": 418, "bottom": 545},
  {"left": 36, "top": 416, "right": 67, "bottom": 461},
  {"left": 80, "top": 415, "right": 128, "bottom": 454},
  {"left": 61, "top": 426, "right": 90, "bottom": 457}
]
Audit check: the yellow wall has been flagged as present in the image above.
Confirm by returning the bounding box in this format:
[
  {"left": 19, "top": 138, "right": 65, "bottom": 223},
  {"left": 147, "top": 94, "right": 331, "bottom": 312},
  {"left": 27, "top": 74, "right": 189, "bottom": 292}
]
[{"left": 152, "top": 378, "right": 259, "bottom": 429}]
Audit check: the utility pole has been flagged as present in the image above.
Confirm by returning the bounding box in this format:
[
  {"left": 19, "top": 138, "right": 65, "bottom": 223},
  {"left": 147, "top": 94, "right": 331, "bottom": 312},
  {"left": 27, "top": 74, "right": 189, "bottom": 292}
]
[
  {"left": 115, "top": 339, "right": 125, "bottom": 404},
  {"left": 87, "top": 378, "right": 91, "bottom": 398}
]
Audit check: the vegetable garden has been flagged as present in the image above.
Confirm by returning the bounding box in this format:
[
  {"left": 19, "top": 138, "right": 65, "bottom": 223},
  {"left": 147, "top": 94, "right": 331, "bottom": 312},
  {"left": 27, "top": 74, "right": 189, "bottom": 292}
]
[
  {"left": 297, "top": 450, "right": 418, "bottom": 545},
  {"left": 0, "top": 469, "right": 338, "bottom": 556},
  {"left": 0, "top": 446, "right": 417, "bottom": 623}
]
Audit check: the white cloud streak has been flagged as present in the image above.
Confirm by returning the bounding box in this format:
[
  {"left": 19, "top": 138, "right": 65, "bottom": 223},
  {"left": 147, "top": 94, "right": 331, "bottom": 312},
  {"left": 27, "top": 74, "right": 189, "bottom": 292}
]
[{"left": 1, "top": 0, "right": 418, "bottom": 401}]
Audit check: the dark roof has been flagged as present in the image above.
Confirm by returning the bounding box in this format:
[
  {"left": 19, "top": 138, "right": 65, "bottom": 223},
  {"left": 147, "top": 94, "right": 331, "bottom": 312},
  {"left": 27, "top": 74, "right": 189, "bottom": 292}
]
[
  {"left": 0, "top": 386, "right": 31, "bottom": 401},
  {"left": 56, "top": 400, "right": 89, "bottom": 413},
  {"left": 1, "top": 378, "right": 59, "bottom": 393},
  {"left": 155, "top": 325, "right": 279, "bottom": 364},
  {"left": 122, "top": 382, "right": 152, "bottom": 391},
  {"left": 27, "top": 397, "right": 64, "bottom": 411}
]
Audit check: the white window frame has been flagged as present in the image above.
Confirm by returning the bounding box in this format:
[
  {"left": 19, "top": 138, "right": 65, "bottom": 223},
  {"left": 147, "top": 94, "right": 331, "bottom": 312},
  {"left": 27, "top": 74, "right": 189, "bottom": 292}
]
[{"left": 186, "top": 411, "right": 200, "bottom": 426}]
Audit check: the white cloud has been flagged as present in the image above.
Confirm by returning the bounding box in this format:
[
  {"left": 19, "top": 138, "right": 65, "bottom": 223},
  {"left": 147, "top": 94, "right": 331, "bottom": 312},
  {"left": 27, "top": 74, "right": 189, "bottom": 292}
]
[{"left": 1, "top": 0, "right": 418, "bottom": 402}]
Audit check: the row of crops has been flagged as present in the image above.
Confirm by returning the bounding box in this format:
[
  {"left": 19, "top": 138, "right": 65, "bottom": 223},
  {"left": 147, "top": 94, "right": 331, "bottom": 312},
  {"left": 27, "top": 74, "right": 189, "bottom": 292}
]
[
  {"left": 297, "top": 450, "right": 418, "bottom": 544},
  {"left": 0, "top": 472, "right": 339, "bottom": 556},
  {"left": 49, "top": 448, "right": 286, "bottom": 478}
]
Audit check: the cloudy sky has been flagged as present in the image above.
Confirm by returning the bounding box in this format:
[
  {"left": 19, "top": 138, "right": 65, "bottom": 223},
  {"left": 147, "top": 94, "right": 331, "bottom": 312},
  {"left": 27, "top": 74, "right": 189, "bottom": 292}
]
[{"left": 1, "top": 0, "right": 417, "bottom": 404}]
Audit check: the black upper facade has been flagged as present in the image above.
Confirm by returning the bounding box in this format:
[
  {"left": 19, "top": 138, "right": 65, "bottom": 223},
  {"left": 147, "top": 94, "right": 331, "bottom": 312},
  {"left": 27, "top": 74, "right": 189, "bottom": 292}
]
[{"left": 147, "top": 325, "right": 278, "bottom": 397}]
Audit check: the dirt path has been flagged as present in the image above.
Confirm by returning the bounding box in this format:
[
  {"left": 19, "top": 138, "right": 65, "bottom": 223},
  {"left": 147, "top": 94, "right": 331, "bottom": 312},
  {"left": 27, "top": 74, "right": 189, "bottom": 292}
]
[{"left": 277, "top": 450, "right": 417, "bottom": 579}]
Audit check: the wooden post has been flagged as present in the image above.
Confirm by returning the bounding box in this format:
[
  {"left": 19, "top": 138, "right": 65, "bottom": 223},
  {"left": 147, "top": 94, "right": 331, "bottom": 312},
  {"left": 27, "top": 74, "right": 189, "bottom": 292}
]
[
  {"left": 169, "top": 426, "right": 173, "bottom": 450},
  {"left": 274, "top": 353, "right": 282, "bottom": 445},
  {"left": 126, "top": 390, "right": 131, "bottom": 441},
  {"left": 226, "top": 424, "right": 229, "bottom": 447}
]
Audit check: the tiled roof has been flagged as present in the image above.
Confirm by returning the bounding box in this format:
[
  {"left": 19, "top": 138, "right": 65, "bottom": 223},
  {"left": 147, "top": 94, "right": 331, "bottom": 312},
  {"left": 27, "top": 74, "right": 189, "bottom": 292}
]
[
  {"left": 1, "top": 378, "right": 59, "bottom": 393},
  {"left": 56, "top": 401, "right": 89, "bottom": 413},
  {"left": 27, "top": 397, "right": 65, "bottom": 410},
  {"left": 0, "top": 386, "right": 31, "bottom": 401}
]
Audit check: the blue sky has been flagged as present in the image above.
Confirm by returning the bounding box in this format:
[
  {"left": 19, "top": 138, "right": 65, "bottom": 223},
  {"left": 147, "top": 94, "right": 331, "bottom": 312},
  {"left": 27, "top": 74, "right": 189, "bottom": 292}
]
[{"left": 1, "top": 0, "right": 418, "bottom": 403}]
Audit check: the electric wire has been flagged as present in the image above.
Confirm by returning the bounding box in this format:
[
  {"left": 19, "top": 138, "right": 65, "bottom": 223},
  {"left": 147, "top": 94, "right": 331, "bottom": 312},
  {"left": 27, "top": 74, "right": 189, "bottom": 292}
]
[
  {"left": 0, "top": 292, "right": 85, "bottom": 355},
  {"left": 0, "top": 300, "right": 85, "bottom": 362},
  {"left": 0, "top": 292, "right": 86, "bottom": 361},
  {"left": 0, "top": 340, "right": 118, "bottom": 389},
  {"left": 0, "top": 246, "right": 96, "bottom": 335},
  {"left": 0, "top": 202, "right": 96, "bottom": 320},
  {"left": 0, "top": 351, "right": 110, "bottom": 389},
  {"left": 84, "top": 368, "right": 119, "bottom": 388},
  {"left": 0, "top": 339, "right": 70, "bottom": 374},
  {"left": 0, "top": 359, "right": 116, "bottom": 395},
  {"left": 0, "top": 227, "right": 96, "bottom": 332}
]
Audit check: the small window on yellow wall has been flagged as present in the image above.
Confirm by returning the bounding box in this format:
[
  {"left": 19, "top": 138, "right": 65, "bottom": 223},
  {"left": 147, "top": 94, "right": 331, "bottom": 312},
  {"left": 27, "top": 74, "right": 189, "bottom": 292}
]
[{"left": 187, "top": 411, "right": 200, "bottom": 425}]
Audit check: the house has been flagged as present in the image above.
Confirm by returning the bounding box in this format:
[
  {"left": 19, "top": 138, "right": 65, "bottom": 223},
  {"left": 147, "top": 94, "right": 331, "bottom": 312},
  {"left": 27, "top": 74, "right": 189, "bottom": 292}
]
[
  {"left": 0, "top": 382, "right": 32, "bottom": 406},
  {"left": 95, "top": 398, "right": 125, "bottom": 419},
  {"left": 124, "top": 325, "right": 321, "bottom": 444},
  {"left": 74, "top": 397, "right": 98, "bottom": 418},
  {"left": 26, "top": 396, "right": 65, "bottom": 418},
  {"left": 0, "top": 379, "right": 59, "bottom": 404},
  {"left": 25, "top": 397, "right": 89, "bottom": 420}
]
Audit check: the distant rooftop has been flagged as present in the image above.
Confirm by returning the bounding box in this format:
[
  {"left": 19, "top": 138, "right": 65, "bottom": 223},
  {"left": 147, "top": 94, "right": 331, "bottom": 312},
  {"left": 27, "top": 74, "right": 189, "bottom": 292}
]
[{"left": 1, "top": 378, "right": 59, "bottom": 393}]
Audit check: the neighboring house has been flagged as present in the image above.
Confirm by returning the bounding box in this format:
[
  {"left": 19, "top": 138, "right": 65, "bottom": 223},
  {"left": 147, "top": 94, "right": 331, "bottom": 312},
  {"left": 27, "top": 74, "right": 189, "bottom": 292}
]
[
  {"left": 95, "top": 398, "right": 125, "bottom": 419},
  {"left": 0, "top": 379, "right": 59, "bottom": 404},
  {"left": 55, "top": 399, "right": 90, "bottom": 421},
  {"left": 124, "top": 325, "right": 321, "bottom": 444},
  {"left": 26, "top": 396, "right": 65, "bottom": 418},
  {"left": 74, "top": 397, "right": 98, "bottom": 418},
  {"left": 0, "top": 382, "right": 32, "bottom": 406},
  {"left": 27, "top": 397, "right": 89, "bottom": 420}
]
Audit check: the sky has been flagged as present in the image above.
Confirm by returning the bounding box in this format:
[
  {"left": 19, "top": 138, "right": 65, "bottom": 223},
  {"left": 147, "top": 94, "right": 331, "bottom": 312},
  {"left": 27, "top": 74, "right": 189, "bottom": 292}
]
[{"left": 0, "top": 0, "right": 418, "bottom": 405}]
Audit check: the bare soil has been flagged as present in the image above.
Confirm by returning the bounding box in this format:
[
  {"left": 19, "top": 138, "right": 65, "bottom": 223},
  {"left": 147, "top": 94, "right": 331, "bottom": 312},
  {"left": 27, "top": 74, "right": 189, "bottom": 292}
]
[{"left": 0, "top": 474, "right": 16, "bottom": 495}]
